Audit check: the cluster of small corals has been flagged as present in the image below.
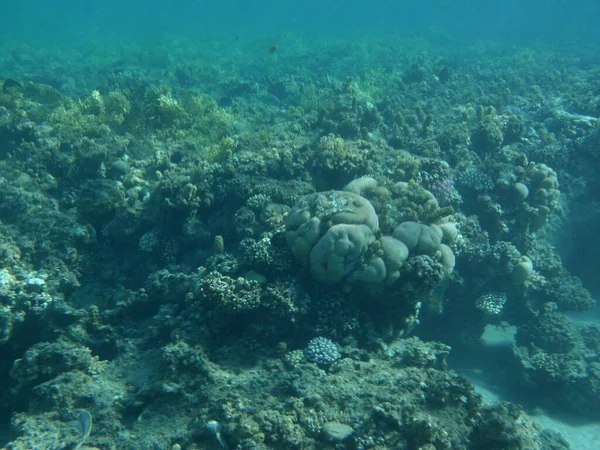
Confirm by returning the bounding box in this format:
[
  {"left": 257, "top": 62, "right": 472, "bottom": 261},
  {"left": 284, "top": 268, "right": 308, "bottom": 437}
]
[
  {"left": 284, "top": 349, "right": 306, "bottom": 368},
  {"left": 404, "top": 255, "right": 446, "bottom": 288},
  {"left": 456, "top": 168, "right": 494, "bottom": 193},
  {"left": 199, "top": 271, "right": 262, "bottom": 312},
  {"left": 239, "top": 237, "right": 274, "bottom": 265},
  {"left": 263, "top": 279, "right": 309, "bottom": 317},
  {"left": 475, "top": 292, "right": 507, "bottom": 315},
  {"left": 426, "top": 176, "right": 456, "bottom": 205},
  {"left": 304, "top": 337, "right": 341, "bottom": 366},
  {"left": 205, "top": 253, "right": 241, "bottom": 276},
  {"left": 246, "top": 193, "right": 271, "bottom": 210},
  {"left": 138, "top": 230, "right": 160, "bottom": 252},
  {"left": 239, "top": 237, "right": 292, "bottom": 275}
]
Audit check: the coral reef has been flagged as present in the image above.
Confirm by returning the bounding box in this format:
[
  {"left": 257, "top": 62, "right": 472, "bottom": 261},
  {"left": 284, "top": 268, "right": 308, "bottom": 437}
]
[
  {"left": 513, "top": 306, "right": 600, "bottom": 416},
  {"left": 0, "top": 32, "right": 596, "bottom": 449}
]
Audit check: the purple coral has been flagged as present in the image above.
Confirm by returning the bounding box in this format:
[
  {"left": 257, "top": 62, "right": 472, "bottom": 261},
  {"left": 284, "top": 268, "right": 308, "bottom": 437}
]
[{"left": 428, "top": 176, "right": 456, "bottom": 205}]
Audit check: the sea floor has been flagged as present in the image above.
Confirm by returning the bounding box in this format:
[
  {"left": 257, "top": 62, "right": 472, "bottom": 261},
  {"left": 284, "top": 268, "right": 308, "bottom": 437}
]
[{"left": 451, "top": 307, "right": 600, "bottom": 450}]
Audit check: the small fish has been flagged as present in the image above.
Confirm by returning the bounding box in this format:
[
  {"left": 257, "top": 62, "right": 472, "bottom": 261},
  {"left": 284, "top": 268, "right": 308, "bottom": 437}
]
[
  {"left": 267, "top": 45, "right": 278, "bottom": 54},
  {"left": 71, "top": 409, "right": 93, "bottom": 450},
  {"left": 437, "top": 66, "right": 450, "bottom": 84},
  {"left": 2, "top": 78, "right": 23, "bottom": 92}
]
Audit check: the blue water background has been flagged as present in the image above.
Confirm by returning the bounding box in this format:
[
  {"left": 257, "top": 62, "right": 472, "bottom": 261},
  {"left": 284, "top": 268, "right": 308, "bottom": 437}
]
[{"left": 1, "top": 0, "right": 599, "bottom": 45}]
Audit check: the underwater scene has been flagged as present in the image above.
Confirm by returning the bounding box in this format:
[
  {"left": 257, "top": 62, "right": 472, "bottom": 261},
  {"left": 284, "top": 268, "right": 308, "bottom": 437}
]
[{"left": 1, "top": 0, "right": 600, "bottom": 449}]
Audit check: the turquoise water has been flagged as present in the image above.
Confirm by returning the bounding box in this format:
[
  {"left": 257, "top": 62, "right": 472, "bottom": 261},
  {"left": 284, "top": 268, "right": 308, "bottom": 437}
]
[
  {"left": 1, "top": 1, "right": 599, "bottom": 449},
  {"left": 2, "top": 0, "right": 600, "bottom": 42}
]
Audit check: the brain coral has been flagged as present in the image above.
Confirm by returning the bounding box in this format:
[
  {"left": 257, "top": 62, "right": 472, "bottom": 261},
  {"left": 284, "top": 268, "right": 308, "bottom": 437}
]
[
  {"left": 285, "top": 185, "right": 457, "bottom": 289},
  {"left": 392, "top": 221, "right": 442, "bottom": 256},
  {"left": 285, "top": 191, "right": 379, "bottom": 284},
  {"left": 286, "top": 190, "right": 455, "bottom": 288},
  {"left": 351, "top": 235, "right": 409, "bottom": 285},
  {"left": 309, "top": 223, "right": 376, "bottom": 284},
  {"left": 285, "top": 191, "right": 379, "bottom": 262}
]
